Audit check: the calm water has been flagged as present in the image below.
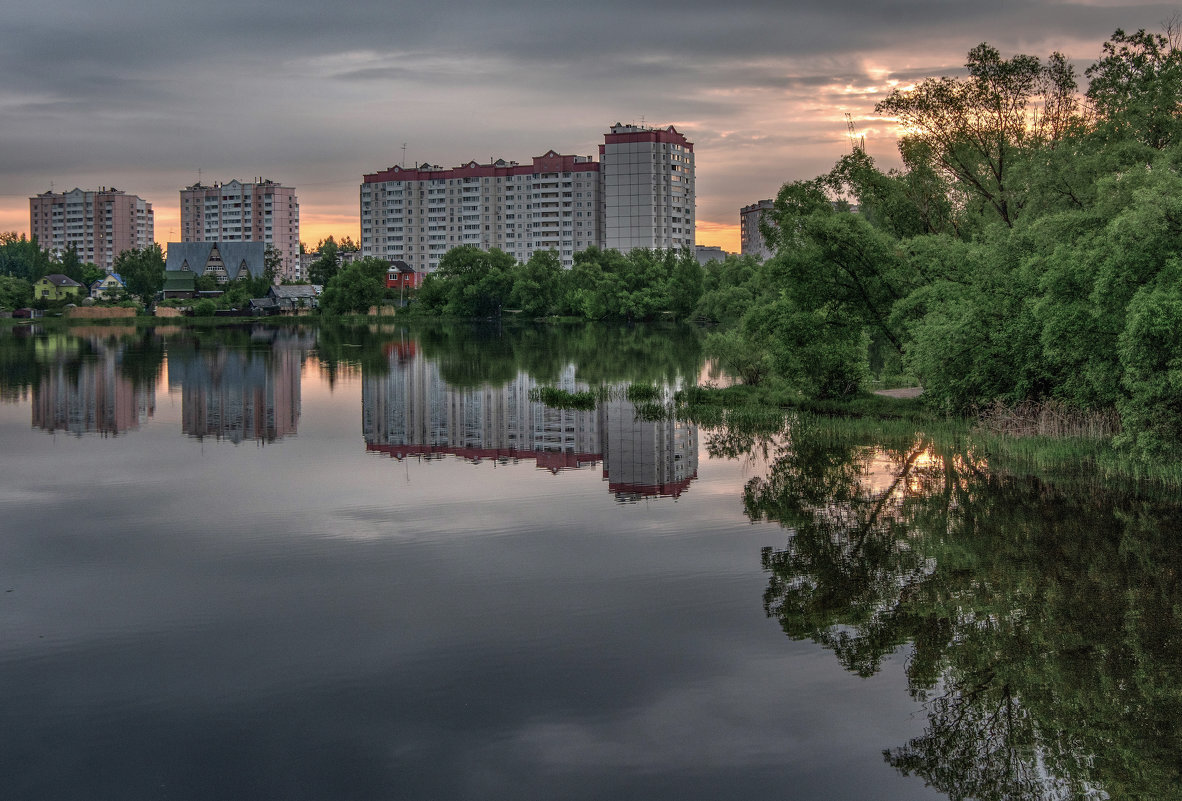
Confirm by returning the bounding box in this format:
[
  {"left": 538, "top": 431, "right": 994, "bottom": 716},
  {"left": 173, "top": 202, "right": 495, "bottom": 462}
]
[{"left": 1, "top": 322, "right": 1179, "bottom": 800}]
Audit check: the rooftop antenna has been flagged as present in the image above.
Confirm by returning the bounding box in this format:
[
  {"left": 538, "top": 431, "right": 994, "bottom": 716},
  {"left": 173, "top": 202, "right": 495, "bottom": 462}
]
[{"left": 401, "top": 143, "right": 407, "bottom": 168}]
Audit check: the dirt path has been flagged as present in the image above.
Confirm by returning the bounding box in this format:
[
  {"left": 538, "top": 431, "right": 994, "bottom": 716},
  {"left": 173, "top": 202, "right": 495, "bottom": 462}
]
[{"left": 873, "top": 386, "right": 924, "bottom": 399}]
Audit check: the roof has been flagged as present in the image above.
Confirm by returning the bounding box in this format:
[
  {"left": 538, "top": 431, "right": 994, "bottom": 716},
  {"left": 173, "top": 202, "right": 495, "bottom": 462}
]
[
  {"left": 249, "top": 297, "right": 279, "bottom": 309},
  {"left": 269, "top": 284, "right": 319, "bottom": 299},
  {"left": 165, "top": 241, "right": 266, "bottom": 280},
  {"left": 41, "top": 273, "right": 82, "bottom": 287},
  {"left": 387, "top": 260, "right": 415, "bottom": 274}
]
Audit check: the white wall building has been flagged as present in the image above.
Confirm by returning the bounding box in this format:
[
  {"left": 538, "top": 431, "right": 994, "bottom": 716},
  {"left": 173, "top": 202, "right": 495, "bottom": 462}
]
[
  {"left": 360, "top": 123, "right": 696, "bottom": 271},
  {"left": 600, "top": 123, "right": 695, "bottom": 252},
  {"left": 361, "top": 152, "right": 601, "bottom": 271}
]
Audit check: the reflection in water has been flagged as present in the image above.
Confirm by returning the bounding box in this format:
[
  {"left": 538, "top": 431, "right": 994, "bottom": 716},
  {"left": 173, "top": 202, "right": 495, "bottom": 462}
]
[
  {"left": 747, "top": 415, "right": 1182, "bottom": 800},
  {"left": 362, "top": 347, "right": 698, "bottom": 500},
  {"left": 26, "top": 332, "right": 158, "bottom": 436},
  {"left": 167, "top": 330, "right": 312, "bottom": 444}
]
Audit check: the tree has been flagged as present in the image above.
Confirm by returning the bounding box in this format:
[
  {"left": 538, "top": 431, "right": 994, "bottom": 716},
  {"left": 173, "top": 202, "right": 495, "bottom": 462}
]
[
  {"left": 0, "top": 275, "right": 32, "bottom": 310},
  {"left": 1086, "top": 26, "right": 1182, "bottom": 150},
  {"left": 0, "top": 232, "right": 52, "bottom": 281},
  {"left": 876, "top": 44, "right": 1080, "bottom": 227},
  {"left": 263, "top": 245, "right": 282, "bottom": 285},
  {"left": 319, "top": 257, "right": 388, "bottom": 314},
  {"left": 114, "top": 245, "right": 165, "bottom": 305},
  {"left": 308, "top": 238, "right": 340, "bottom": 285}
]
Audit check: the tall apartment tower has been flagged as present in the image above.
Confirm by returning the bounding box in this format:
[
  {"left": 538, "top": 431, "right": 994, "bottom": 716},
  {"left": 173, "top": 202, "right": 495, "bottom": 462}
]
[
  {"left": 29, "top": 188, "right": 154, "bottom": 269},
  {"left": 179, "top": 179, "right": 300, "bottom": 281},
  {"left": 600, "top": 123, "right": 695, "bottom": 252},
  {"left": 740, "top": 199, "right": 775, "bottom": 259},
  {"left": 361, "top": 152, "right": 601, "bottom": 271}
]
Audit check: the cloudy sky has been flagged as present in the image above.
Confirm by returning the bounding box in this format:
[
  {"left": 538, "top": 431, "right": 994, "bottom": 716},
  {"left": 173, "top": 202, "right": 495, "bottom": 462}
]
[{"left": 1, "top": 0, "right": 1175, "bottom": 252}]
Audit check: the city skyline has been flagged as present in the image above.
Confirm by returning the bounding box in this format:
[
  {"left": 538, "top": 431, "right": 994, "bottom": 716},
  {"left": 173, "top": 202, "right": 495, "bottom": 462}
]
[{"left": 1, "top": 1, "right": 1174, "bottom": 253}]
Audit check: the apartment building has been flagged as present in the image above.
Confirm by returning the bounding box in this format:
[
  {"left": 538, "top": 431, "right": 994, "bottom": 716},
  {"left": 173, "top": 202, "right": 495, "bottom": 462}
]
[
  {"left": 740, "top": 199, "right": 775, "bottom": 259},
  {"left": 361, "top": 151, "right": 601, "bottom": 271},
  {"left": 360, "top": 123, "right": 695, "bottom": 272},
  {"left": 601, "top": 123, "right": 695, "bottom": 251},
  {"left": 179, "top": 179, "right": 300, "bottom": 281},
  {"left": 29, "top": 188, "right": 154, "bottom": 269}
]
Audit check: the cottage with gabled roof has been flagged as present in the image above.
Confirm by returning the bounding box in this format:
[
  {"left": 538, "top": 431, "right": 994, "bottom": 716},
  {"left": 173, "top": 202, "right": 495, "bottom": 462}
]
[
  {"left": 34, "top": 273, "right": 83, "bottom": 301},
  {"left": 90, "top": 273, "right": 127, "bottom": 300}
]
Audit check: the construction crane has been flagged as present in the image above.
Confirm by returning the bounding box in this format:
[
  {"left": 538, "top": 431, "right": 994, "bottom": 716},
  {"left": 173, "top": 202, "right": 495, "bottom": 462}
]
[{"left": 845, "top": 113, "right": 865, "bottom": 153}]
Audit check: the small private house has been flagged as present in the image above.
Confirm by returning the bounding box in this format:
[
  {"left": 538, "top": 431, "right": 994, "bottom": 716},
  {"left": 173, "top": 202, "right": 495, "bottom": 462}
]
[
  {"left": 33, "top": 274, "right": 83, "bottom": 302},
  {"left": 89, "top": 273, "right": 126, "bottom": 300},
  {"left": 163, "top": 241, "right": 267, "bottom": 298},
  {"left": 386, "top": 260, "right": 420, "bottom": 291},
  {"left": 268, "top": 284, "right": 320, "bottom": 311}
]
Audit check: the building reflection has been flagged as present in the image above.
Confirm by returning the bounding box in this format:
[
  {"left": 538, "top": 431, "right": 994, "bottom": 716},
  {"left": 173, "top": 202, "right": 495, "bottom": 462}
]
[
  {"left": 31, "top": 337, "right": 156, "bottom": 436},
  {"left": 362, "top": 349, "right": 697, "bottom": 500},
  {"left": 166, "top": 330, "right": 310, "bottom": 443}
]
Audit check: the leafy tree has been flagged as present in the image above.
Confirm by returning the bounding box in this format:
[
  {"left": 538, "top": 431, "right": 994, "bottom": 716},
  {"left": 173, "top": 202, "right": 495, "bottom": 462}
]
[
  {"left": 57, "top": 244, "right": 85, "bottom": 283},
  {"left": 308, "top": 238, "right": 340, "bottom": 286},
  {"left": 80, "top": 264, "right": 105, "bottom": 290},
  {"left": 0, "top": 275, "right": 32, "bottom": 309},
  {"left": 263, "top": 245, "right": 281, "bottom": 285},
  {"left": 319, "top": 257, "right": 388, "bottom": 315},
  {"left": 509, "top": 250, "right": 565, "bottom": 317},
  {"left": 1086, "top": 27, "right": 1182, "bottom": 149},
  {"left": 876, "top": 43, "right": 1080, "bottom": 227},
  {"left": 0, "top": 232, "right": 52, "bottom": 281},
  {"left": 113, "top": 244, "right": 165, "bottom": 305}
]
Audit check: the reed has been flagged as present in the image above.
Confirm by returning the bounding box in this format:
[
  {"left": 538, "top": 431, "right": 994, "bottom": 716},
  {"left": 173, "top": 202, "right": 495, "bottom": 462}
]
[{"left": 974, "top": 399, "right": 1121, "bottom": 440}]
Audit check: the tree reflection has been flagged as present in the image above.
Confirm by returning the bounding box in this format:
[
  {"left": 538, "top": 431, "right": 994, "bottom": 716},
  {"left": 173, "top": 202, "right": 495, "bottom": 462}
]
[{"left": 750, "top": 415, "right": 1182, "bottom": 800}]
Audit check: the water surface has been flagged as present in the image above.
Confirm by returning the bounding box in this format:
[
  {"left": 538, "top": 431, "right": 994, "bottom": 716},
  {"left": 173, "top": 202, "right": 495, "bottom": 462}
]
[{"left": 1, "top": 322, "right": 1177, "bottom": 800}]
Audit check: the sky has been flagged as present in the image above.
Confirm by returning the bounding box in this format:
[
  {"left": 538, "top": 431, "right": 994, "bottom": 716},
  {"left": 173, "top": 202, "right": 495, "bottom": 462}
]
[{"left": 1, "top": 0, "right": 1176, "bottom": 254}]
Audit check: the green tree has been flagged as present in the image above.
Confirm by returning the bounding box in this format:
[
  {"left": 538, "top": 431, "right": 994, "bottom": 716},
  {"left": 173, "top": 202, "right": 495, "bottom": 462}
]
[
  {"left": 0, "top": 232, "right": 52, "bottom": 281},
  {"left": 876, "top": 44, "right": 1080, "bottom": 227},
  {"left": 0, "top": 275, "right": 32, "bottom": 309},
  {"left": 263, "top": 245, "right": 281, "bottom": 285},
  {"left": 1086, "top": 27, "right": 1182, "bottom": 149},
  {"left": 114, "top": 244, "right": 165, "bottom": 305},
  {"left": 319, "top": 257, "right": 388, "bottom": 314},
  {"left": 308, "top": 238, "right": 340, "bottom": 286}
]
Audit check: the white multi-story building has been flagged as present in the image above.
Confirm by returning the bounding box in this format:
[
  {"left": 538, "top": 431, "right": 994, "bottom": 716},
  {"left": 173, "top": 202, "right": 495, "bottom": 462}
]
[
  {"left": 361, "top": 152, "right": 601, "bottom": 271},
  {"left": 179, "top": 179, "right": 300, "bottom": 281},
  {"left": 29, "top": 188, "right": 154, "bottom": 269},
  {"left": 360, "top": 123, "right": 695, "bottom": 271},
  {"left": 601, "top": 123, "right": 695, "bottom": 252}
]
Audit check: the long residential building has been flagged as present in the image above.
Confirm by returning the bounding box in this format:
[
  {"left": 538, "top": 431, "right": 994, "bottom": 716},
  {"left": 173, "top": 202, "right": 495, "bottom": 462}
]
[
  {"left": 360, "top": 123, "right": 694, "bottom": 272},
  {"left": 29, "top": 187, "right": 154, "bottom": 269},
  {"left": 179, "top": 179, "right": 300, "bottom": 281}
]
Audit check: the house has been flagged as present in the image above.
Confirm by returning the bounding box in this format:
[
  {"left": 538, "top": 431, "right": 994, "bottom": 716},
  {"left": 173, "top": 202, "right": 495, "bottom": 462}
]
[
  {"left": 386, "top": 260, "right": 421, "bottom": 291},
  {"left": 90, "top": 273, "right": 127, "bottom": 300},
  {"left": 165, "top": 241, "right": 266, "bottom": 284},
  {"left": 267, "top": 284, "right": 320, "bottom": 311},
  {"left": 249, "top": 296, "right": 281, "bottom": 316},
  {"left": 33, "top": 274, "right": 83, "bottom": 301}
]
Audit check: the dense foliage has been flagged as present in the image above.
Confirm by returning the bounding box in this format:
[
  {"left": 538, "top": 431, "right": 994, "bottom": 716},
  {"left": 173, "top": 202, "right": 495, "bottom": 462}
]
[
  {"left": 411, "top": 245, "right": 704, "bottom": 321},
  {"left": 709, "top": 28, "right": 1182, "bottom": 460}
]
